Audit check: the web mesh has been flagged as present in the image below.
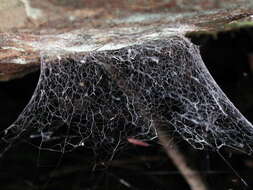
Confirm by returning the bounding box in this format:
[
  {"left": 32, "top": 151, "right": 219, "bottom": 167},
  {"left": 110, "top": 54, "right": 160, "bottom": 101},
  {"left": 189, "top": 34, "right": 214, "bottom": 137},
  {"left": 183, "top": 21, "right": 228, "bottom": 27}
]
[{"left": 1, "top": 36, "right": 253, "bottom": 157}]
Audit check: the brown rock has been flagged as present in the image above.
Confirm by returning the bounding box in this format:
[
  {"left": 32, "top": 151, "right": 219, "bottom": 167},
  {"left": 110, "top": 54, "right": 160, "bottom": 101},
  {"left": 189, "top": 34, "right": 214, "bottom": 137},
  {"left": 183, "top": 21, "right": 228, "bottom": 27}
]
[
  {"left": 0, "top": 0, "right": 27, "bottom": 32},
  {"left": 1, "top": 0, "right": 253, "bottom": 81}
]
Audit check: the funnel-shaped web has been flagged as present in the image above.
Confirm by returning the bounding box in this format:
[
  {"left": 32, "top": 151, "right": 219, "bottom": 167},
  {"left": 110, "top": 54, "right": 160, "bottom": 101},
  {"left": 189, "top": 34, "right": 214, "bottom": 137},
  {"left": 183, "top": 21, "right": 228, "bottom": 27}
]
[{"left": 1, "top": 36, "right": 253, "bottom": 156}]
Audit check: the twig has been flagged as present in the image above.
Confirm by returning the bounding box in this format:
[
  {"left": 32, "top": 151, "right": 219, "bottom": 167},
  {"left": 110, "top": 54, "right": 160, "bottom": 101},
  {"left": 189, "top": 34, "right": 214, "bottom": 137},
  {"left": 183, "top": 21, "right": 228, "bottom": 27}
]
[{"left": 157, "top": 128, "right": 209, "bottom": 190}]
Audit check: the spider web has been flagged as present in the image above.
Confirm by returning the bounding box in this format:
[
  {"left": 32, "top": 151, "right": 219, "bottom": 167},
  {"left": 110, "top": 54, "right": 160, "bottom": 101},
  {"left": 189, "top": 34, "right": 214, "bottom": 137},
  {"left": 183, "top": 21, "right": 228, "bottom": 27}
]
[{"left": 1, "top": 36, "right": 253, "bottom": 157}]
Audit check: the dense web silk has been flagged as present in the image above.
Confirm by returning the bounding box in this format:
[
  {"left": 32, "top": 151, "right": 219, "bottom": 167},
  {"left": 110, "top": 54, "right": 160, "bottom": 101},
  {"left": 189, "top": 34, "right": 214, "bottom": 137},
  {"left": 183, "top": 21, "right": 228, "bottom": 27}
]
[{"left": 1, "top": 36, "right": 253, "bottom": 157}]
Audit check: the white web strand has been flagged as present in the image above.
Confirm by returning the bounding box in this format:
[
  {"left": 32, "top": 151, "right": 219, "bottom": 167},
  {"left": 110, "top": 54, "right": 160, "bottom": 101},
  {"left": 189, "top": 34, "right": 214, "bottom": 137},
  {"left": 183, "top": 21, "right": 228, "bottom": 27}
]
[{"left": 1, "top": 36, "right": 253, "bottom": 157}]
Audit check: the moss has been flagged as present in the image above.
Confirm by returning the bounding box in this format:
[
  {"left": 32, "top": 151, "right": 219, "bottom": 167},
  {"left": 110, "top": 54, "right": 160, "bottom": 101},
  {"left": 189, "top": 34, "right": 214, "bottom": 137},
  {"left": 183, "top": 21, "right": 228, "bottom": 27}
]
[
  {"left": 186, "top": 24, "right": 253, "bottom": 45},
  {"left": 224, "top": 21, "right": 253, "bottom": 30}
]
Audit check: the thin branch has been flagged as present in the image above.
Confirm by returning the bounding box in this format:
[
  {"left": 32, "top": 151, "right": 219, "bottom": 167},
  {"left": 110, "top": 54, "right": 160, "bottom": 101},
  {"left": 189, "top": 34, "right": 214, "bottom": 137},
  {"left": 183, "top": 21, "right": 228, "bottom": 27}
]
[{"left": 157, "top": 128, "right": 209, "bottom": 190}]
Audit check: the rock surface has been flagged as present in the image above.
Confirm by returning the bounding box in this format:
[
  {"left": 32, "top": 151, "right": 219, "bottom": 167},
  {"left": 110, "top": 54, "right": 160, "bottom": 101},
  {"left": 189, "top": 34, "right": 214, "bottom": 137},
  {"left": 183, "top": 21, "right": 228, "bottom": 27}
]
[
  {"left": 1, "top": 0, "right": 253, "bottom": 81},
  {"left": 0, "top": 0, "right": 27, "bottom": 32}
]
